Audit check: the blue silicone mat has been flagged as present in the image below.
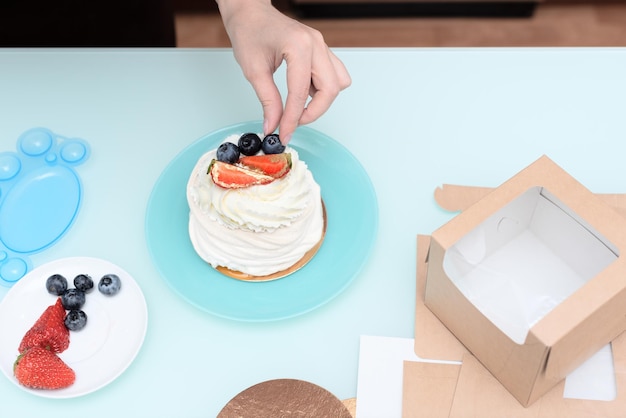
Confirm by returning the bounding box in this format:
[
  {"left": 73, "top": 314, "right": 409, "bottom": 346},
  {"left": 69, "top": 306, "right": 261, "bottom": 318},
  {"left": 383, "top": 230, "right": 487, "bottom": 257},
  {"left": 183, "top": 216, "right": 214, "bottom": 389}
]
[{"left": 0, "top": 128, "right": 90, "bottom": 286}]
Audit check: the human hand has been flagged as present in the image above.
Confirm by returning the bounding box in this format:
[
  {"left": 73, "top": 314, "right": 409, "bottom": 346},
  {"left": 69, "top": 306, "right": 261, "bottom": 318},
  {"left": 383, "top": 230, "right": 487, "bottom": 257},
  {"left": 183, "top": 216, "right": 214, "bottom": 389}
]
[{"left": 216, "top": 0, "right": 351, "bottom": 143}]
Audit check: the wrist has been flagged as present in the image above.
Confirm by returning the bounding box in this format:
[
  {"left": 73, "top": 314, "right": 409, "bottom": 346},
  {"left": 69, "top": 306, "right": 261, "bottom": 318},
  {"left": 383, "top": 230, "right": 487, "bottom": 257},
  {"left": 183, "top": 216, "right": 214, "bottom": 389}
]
[{"left": 215, "top": 0, "right": 273, "bottom": 19}]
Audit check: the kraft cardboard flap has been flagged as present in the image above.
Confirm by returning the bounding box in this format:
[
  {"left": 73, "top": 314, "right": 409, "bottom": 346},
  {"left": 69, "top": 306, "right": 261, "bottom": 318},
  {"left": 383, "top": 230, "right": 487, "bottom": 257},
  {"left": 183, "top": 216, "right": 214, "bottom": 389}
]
[
  {"left": 449, "top": 332, "right": 626, "bottom": 418},
  {"left": 435, "top": 184, "right": 626, "bottom": 219},
  {"left": 402, "top": 361, "right": 460, "bottom": 418},
  {"left": 403, "top": 342, "right": 626, "bottom": 418}
]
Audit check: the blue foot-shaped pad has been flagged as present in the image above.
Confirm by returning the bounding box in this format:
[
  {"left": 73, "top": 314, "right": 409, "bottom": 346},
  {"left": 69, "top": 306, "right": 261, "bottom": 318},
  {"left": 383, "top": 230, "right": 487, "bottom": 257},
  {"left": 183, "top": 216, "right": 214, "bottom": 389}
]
[{"left": 0, "top": 128, "right": 90, "bottom": 286}]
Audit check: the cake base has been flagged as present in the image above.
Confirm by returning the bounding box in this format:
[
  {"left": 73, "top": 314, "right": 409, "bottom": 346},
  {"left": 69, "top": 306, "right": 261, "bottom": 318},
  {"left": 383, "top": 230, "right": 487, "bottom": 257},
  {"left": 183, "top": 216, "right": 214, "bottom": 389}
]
[{"left": 215, "top": 201, "right": 327, "bottom": 282}]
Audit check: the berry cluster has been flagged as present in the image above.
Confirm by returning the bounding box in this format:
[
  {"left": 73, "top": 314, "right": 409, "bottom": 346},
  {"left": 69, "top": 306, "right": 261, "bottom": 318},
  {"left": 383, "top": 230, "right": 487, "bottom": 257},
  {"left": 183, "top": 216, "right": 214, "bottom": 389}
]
[
  {"left": 13, "top": 272, "right": 124, "bottom": 390},
  {"left": 45, "top": 273, "right": 122, "bottom": 331},
  {"left": 216, "top": 133, "right": 285, "bottom": 164}
]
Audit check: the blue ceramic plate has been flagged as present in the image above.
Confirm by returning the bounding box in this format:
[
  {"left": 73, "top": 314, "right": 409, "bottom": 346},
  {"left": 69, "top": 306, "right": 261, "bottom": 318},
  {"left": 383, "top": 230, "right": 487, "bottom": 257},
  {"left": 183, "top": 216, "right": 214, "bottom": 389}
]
[{"left": 145, "top": 122, "right": 378, "bottom": 321}]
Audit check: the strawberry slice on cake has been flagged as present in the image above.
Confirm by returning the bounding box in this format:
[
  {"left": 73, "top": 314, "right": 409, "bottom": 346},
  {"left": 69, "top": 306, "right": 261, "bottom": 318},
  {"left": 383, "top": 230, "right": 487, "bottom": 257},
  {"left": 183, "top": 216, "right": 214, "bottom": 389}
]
[{"left": 209, "top": 153, "right": 292, "bottom": 189}]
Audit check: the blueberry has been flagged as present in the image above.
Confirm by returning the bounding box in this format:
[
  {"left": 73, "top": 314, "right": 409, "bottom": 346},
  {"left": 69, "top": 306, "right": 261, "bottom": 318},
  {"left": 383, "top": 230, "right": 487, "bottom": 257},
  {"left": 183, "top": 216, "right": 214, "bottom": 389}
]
[
  {"left": 61, "top": 288, "right": 86, "bottom": 310},
  {"left": 238, "top": 133, "right": 262, "bottom": 156},
  {"left": 98, "top": 274, "right": 122, "bottom": 296},
  {"left": 216, "top": 142, "right": 240, "bottom": 163},
  {"left": 73, "top": 274, "right": 94, "bottom": 293},
  {"left": 46, "top": 274, "right": 68, "bottom": 296},
  {"left": 64, "top": 310, "right": 88, "bottom": 331},
  {"left": 261, "top": 134, "right": 285, "bottom": 154}
]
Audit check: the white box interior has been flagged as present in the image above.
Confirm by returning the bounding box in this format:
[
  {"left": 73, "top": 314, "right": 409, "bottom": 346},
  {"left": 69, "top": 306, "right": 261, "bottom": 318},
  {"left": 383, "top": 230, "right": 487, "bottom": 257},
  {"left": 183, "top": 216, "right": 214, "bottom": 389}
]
[{"left": 443, "top": 186, "right": 618, "bottom": 344}]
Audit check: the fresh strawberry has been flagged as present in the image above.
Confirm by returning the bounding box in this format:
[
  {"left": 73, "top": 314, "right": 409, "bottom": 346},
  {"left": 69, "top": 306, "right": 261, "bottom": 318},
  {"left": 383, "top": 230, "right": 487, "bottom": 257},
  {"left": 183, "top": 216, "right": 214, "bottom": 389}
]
[
  {"left": 18, "top": 298, "right": 69, "bottom": 354},
  {"left": 239, "top": 153, "right": 292, "bottom": 179},
  {"left": 209, "top": 159, "right": 274, "bottom": 189},
  {"left": 14, "top": 346, "right": 75, "bottom": 390}
]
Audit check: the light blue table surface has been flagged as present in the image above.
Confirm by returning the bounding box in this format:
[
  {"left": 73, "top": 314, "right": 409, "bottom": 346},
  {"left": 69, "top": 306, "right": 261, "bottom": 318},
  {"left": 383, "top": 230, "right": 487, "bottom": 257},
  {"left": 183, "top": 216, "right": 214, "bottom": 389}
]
[{"left": 1, "top": 47, "right": 626, "bottom": 417}]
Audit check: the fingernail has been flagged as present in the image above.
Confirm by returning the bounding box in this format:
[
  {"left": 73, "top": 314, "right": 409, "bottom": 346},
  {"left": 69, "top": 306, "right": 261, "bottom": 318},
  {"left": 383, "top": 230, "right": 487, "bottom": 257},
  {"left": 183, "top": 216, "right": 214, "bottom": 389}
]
[{"left": 282, "top": 133, "right": 292, "bottom": 144}]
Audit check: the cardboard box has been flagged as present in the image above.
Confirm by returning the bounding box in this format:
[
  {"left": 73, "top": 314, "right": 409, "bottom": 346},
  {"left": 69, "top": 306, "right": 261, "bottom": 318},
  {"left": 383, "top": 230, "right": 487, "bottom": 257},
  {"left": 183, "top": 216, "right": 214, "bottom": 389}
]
[
  {"left": 424, "top": 156, "right": 626, "bottom": 406},
  {"left": 410, "top": 235, "right": 626, "bottom": 417}
]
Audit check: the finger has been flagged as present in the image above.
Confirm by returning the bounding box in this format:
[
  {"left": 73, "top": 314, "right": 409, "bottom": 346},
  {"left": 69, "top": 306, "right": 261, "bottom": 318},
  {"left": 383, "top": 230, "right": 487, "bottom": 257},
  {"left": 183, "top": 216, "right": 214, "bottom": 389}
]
[
  {"left": 246, "top": 69, "right": 284, "bottom": 136},
  {"left": 298, "top": 50, "right": 350, "bottom": 125},
  {"left": 329, "top": 50, "right": 352, "bottom": 89},
  {"left": 279, "top": 53, "right": 313, "bottom": 143}
]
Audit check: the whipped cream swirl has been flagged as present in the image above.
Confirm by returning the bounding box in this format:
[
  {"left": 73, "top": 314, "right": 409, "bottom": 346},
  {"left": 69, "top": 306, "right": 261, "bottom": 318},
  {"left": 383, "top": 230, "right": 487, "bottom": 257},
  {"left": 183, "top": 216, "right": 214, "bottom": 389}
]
[{"left": 187, "top": 138, "right": 324, "bottom": 276}]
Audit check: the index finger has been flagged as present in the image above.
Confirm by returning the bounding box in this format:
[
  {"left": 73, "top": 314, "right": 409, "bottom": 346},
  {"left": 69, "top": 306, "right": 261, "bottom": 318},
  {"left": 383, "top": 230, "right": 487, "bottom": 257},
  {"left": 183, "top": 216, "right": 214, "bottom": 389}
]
[{"left": 279, "top": 50, "right": 313, "bottom": 143}]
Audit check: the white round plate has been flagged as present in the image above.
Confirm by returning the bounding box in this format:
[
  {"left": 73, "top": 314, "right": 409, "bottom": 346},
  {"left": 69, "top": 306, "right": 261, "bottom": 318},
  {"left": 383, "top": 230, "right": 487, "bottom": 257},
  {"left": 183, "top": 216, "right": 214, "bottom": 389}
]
[{"left": 0, "top": 257, "right": 148, "bottom": 398}]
